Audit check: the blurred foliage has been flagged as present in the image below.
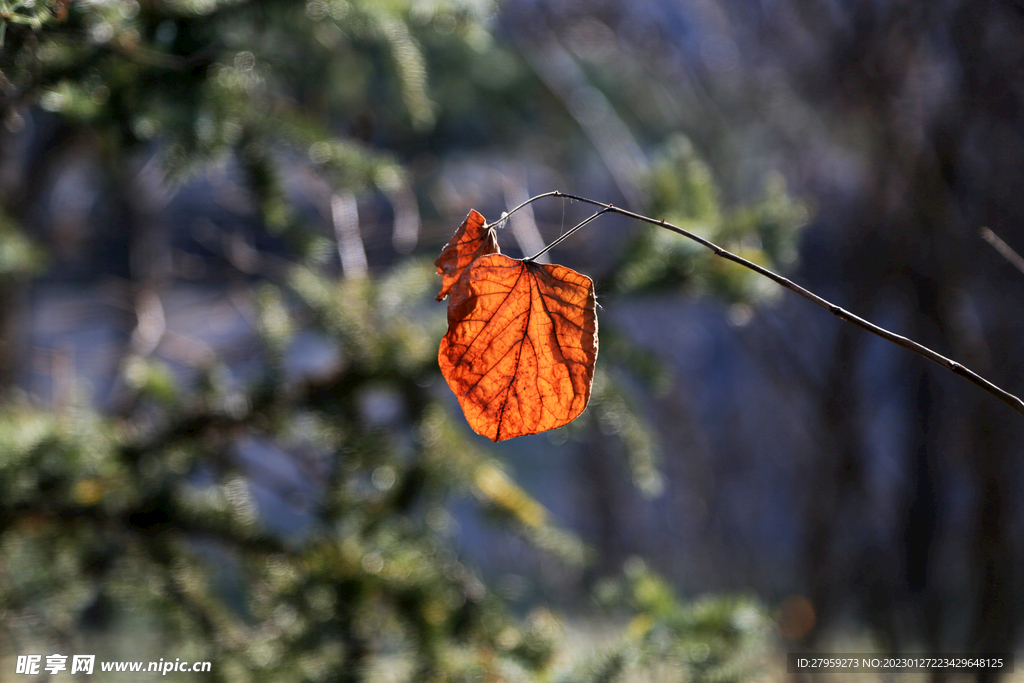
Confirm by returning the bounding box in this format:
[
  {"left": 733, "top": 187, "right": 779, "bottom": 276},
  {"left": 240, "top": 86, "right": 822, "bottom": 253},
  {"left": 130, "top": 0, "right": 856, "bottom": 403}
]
[
  {"left": 0, "top": 1, "right": 783, "bottom": 681},
  {"left": 0, "top": 209, "right": 45, "bottom": 276},
  {"left": 570, "top": 559, "right": 771, "bottom": 683},
  {"left": 611, "top": 135, "right": 809, "bottom": 303}
]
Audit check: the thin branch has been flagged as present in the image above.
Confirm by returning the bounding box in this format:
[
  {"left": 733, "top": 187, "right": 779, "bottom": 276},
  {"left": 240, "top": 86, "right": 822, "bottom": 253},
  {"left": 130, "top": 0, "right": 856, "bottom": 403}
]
[
  {"left": 487, "top": 190, "right": 560, "bottom": 230},
  {"left": 112, "top": 38, "right": 224, "bottom": 72},
  {"left": 507, "top": 191, "right": 1024, "bottom": 418},
  {"left": 526, "top": 207, "right": 610, "bottom": 262},
  {"left": 981, "top": 227, "right": 1024, "bottom": 276}
]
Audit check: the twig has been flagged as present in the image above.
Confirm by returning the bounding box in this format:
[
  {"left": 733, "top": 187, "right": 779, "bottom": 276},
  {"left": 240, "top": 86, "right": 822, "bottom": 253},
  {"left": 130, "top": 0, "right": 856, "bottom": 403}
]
[
  {"left": 488, "top": 190, "right": 560, "bottom": 230},
  {"left": 500, "top": 191, "right": 1024, "bottom": 418},
  {"left": 526, "top": 207, "right": 610, "bottom": 262},
  {"left": 980, "top": 227, "right": 1024, "bottom": 276}
]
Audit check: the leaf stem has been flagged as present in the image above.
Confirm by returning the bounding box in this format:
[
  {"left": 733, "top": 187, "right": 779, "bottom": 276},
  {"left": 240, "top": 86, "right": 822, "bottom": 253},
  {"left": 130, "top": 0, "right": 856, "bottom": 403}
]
[{"left": 513, "top": 190, "right": 1024, "bottom": 418}]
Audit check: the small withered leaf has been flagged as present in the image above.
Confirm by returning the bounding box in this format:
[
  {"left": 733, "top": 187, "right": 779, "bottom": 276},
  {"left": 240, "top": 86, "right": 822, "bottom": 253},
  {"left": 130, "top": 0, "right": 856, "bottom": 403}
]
[{"left": 434, "top": 209, "right": 499, "bottom": 302}]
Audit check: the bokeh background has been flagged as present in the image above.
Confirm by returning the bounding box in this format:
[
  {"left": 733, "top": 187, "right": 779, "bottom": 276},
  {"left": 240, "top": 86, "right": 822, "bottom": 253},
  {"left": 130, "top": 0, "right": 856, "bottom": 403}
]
[{"left": 3, "top": 0, "right": 1024, "bottom": 680}]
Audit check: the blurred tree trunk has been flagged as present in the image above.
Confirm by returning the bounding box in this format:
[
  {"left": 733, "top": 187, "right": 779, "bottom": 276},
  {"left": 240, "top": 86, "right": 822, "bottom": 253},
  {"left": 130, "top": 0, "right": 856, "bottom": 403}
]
[{"left": 0, "top": 117, "right": 78, "bottom": 389}]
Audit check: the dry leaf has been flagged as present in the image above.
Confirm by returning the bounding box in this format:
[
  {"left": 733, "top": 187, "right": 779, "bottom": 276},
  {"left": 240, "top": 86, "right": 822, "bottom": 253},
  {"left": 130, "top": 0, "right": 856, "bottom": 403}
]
[{"left": 439, "top": 252, "right": 598, "bottom": 441}]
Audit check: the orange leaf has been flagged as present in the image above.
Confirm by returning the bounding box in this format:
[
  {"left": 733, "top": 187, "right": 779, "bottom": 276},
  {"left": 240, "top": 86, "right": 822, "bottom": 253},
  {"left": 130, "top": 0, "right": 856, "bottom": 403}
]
[
  {"left": 439, "top": 252, "right": 598, "bottom": 441},
  {"left": 434, "top": 209, "right": 499, "bottom": 302}
]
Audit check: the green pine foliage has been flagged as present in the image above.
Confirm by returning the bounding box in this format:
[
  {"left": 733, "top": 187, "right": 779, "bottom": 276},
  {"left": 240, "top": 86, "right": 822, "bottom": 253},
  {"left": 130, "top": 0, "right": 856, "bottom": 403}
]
[{"left": 611, "top": 135, "right": 809, "bottom": 302}]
